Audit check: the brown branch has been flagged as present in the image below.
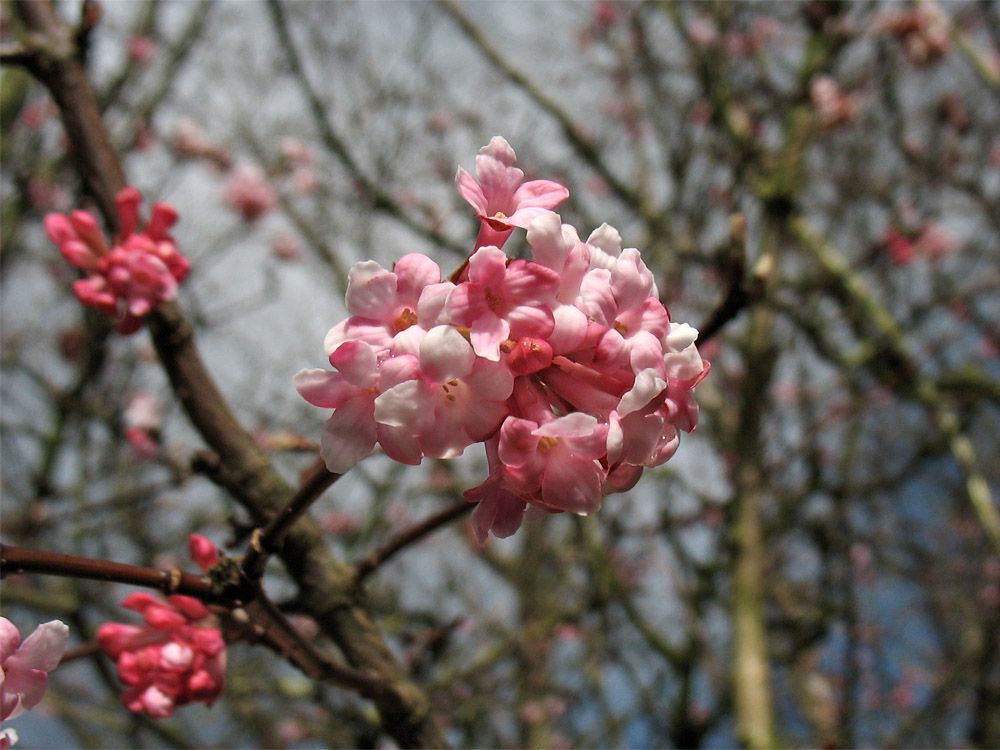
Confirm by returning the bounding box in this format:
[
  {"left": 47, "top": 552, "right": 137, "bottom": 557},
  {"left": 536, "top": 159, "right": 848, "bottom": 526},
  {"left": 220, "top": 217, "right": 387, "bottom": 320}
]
[
  {"left": 241, "top": 457, "right": 341, "bottom": 581},
  {"left": 13, "top": 0, "right": 126, "bottom": 225},
  {"left": 353, "top": 499, "right": 473, "bottom": 585},
  {"left": 14, "top": 3, "right": 447, "bottom": 745},
  {"left": 0, "top": 543, "right": 216, "bottom": 601}
]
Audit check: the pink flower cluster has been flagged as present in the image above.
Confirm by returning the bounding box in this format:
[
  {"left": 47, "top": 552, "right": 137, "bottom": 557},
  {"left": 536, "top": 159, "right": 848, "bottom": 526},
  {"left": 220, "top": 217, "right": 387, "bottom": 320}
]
[
  {"left": 45, "top": 188, "right": 190, "bottom": 334},
  {"left": 1, "top": 618, "right": 69, "bottom": 747},
  {"left": 295, "top": 137, "right": 709, "bottom": 541},
  {"left": 96, "top": 537, "right": 225, "bottom": 718}
]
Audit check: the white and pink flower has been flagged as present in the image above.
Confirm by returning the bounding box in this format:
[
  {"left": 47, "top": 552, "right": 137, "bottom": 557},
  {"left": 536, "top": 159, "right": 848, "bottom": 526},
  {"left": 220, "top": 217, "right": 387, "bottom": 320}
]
[
  {"left": 296, "top": 137, "right": 710, "bottom": 540},
  {"left": 455, "top": 136, "right": 569, "bottom": 251}
]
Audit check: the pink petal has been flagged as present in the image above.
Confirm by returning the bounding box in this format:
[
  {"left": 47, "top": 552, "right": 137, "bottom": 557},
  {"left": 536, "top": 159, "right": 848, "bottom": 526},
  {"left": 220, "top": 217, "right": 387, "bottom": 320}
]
[
  {"left": 374, "top": 379, "right": 428, "bottom": 430},
  {"left": 0, "top": 619, "right": 20, "bottom": 662},
  {"left": 511, "top": 179, "right": 570, "bottom": 211},
  {"left": 419, "top": 325, "right": 476, "bottom": 382},
  {"left": 467, "top": 245, "right": 509, "bottom": 288},
  {"left": 393, "top": 253, "right": 441, "bottom": 301},
  {"left": 328, "top": 341, "right": 379, "bottom": 388},
  {"left": 470, "top": 313, "right": 509, "bottom": 361},
  {"left": 293, "top": 369, "right": 356, "bottom": 409},
  {"left": 344, "top": 261, "right": 397, "bottom": 319},
  {"left": 475, "top": 155, "right": 522, "bottom": 209},
  {"left": 446, "top": 282, "right": 490, "bottom": 328},
  {"left": 324, "top": 317, "right": 393, "bottom": 356},
  {"left": 455, "top": 167, "right": 488, "bottom": 215},
  {"left": 470, "top": 491, "right": 527, "bottom": 543},
  {"left": 541, "top": 457, "right": 604, "bottom": 515},
  {"left": 481, "top": 136, "right": 517, "bottom": 166},
  {"left": 10, "top": 620, "right": 69, "bottom": 676},
  {"left": 416, "top": 282, "right": 455, "bottom": 326},
  {"left": 503, "top": 260, "right": 560, "bottom": 307},
  {"left": 610, "top": 248, "right": 654, "bottom": 310},
  {"left": 618, "top": 369, "right": 667, "bottom": 417},
  {"left": 376, "top": 423, "right": 424, "bottom": 465},
  {"left": 499, "top": 417, "right": 541, "bottom": 468},
  {"left": 320, "top": 399, "right": 377, "bottom": 473}
]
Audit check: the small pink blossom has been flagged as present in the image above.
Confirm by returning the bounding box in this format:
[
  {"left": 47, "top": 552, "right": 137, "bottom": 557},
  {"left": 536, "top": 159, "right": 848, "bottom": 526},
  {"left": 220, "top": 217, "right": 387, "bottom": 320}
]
[
  {"left": 810, "top": 75, "right": 857, "bottom": 129},
  {"left": 222, "top": 165, "right": 277, "bottom": 222},
  {"left": 1, "top": 618, "right": 70, "bottom": 730},
  {"left": 913, "top": 223, "right": 957, "bottom": 259},
  {"left": 446, "top": 244, "right": 560, "bottom": 361},
  {"left": 883, "top": 228, "right": 915, "bottom": 265},
  {"left": 128, "top": 35, "right": 157, "bottom": 64},
  {"left": 455, "top": 136, "right": 569, "bottom": 250},
  {"left": 875, "top": 4, "right": 951, "bottom": 65},
  {"left": 279, "top": 138, "right": 314, "bottom": 167},
  {"left": 271, "top": 234, "right": 303, "bottom": 261}
]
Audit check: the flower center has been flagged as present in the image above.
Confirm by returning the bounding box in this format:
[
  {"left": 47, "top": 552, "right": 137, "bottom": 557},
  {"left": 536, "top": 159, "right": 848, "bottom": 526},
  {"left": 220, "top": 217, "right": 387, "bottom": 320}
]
[
  {"left": 538, "top": 436, "right": 558, "bottom": 453},
  {"left": 394, "top": 308, "right": 418, "bottom": 333},
  {"left": 486, "top": 289, "right": 503, "bottom": 312}
]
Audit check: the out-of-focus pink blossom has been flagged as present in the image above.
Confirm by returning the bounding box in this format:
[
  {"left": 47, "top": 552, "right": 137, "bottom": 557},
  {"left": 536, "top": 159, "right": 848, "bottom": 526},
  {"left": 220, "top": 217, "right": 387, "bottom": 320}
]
[
  {"left": 223, "top": 165, "right": 278, "bottom": 222},
  {"left": 291, "top": 167, "right": 318, "bottom": 195},
  {"left": 97, "top": 593, "right": 225, "bottom": 718},
  {"left": 428, "top": 110, "right": 454, "bottom": 134},
  {"left": 913, "top": 223, "right": 957, "bottom": 259},
  {"left": 171, "top": 119, "right": 233, "bottom": 170},
  {"left": 1, "top": 618, "right": 70, "bottom": 731},
  {"left": 883, "top": 228, "right": 916, "bottom": 265},
  {"left": 45, "top": 188, "right": 190, "bottom": 334},
  {"left": 455, "top": 136, "right": 569, "bottom": 250},
  {"left": 279, "top": 138, "right": 314, "bottom": 167},
  {"left": 883, "top": 223, "right": 957, "bottom": 265},
  {"left": 128, "top": 36, "right": 157, "bottom": 64},
  {"left": 297, "top": 138, "right": 709, "bottom": 541},
  {"left": 874, "top": 4, "right": 951, "bottom": 65},
  {"left": 810, "top": 75, "right": 857, "bottom": 129},
  {"left": 270, "top": 234, "right": 303, "bottom": 261},
  {"left": 687, "top": 18, "right": 717, "bottom": 48}
]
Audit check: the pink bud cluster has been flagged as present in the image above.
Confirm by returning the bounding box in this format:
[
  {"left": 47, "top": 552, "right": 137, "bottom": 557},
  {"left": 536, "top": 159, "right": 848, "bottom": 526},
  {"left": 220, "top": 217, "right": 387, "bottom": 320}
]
[
  {"left": 45, "top": 188, "right": 190, "bottom": 334},
  {"left": 96, "top": 536, "right": 225, "bottom": 718},
  {"left": 295, "top": 137, "right": 709, "bottom": 541}
]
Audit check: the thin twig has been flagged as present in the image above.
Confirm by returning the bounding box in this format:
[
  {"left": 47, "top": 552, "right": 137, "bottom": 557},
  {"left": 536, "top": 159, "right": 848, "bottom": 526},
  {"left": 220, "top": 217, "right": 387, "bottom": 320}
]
[
  {"left": 0, "top": 543, "right": 216, "bottom": 601},
  {"left": 353, "top": 499, "right": 473, "bottom": 584},
  {"left": 241, "top": 457, "right": 341, "bottom": 581}
]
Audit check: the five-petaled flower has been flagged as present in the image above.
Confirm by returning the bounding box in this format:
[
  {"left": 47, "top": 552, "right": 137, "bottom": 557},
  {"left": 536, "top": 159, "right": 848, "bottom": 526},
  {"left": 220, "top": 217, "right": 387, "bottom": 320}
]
[{"left": 455, "top": 136, "right": 570, "bottom": 251}]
